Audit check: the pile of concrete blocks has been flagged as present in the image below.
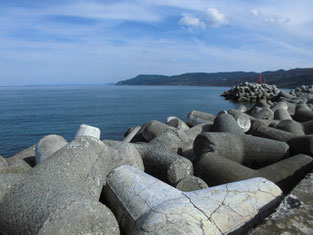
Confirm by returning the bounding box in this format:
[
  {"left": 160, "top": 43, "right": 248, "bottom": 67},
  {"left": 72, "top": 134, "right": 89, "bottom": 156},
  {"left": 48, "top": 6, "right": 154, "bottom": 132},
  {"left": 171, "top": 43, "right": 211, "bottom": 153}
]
[
  {"left": 1, "top": 95, "right": 313, "bottom": 234},
  {"left": 221, "top": 82, "right": 280, "bottom": 102},
  {"left": 290, "top": 85, "right": 313, "bottom": 97}
]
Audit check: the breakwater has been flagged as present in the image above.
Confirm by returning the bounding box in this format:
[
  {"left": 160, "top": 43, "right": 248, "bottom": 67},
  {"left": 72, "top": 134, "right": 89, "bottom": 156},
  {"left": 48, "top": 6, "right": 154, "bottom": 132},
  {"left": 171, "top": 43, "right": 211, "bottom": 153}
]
[{"left": 1, "top": 89, "right": 313, "bottom": 234}]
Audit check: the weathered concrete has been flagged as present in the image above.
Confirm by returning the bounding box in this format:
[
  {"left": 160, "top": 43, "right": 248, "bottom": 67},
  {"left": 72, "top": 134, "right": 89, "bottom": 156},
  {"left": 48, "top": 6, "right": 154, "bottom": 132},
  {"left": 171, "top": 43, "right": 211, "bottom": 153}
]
[
  {"left": 213, "top": 113, "right": 246, "bottom": 135},
  {"left": 236, "top": 104, "right": 247, "bottom": 112},
  {"left": 0, "top": 155, "right": 8, "bottom": 173},
  {"left": 248, "top": 171, "right": 313, "bottom": 235},
  {"left": 276, "top": 120, "right": 305, "bottom": 135},
  {"left": 288, "top": 135, "right": 313, "bottom": 157},
  {"left": 5, "top": 158, "right": 32, "bottom": 173},
  {"left": 274, "top": 108, "right": 292, "bottom": 121},
  {"left": 11, "top": 144, "right": 36, "bottom": 167},
  {"left": 139, "top": 120, "right": 174, "bottom": 142},
  {"left": 166, "top": 116, "right": 190, "bottom": 131},
  {"left": 186, "top": 110, "right": 215, "bottom": 127},
  {"left": 105, "top": 165, "right": 282, "bottom": 235},
  {"left": 194, "top": 132, "right": 289, "bottom": 168},
  {"left": 35, "top": 134, "right": 68, "bottom": 164},
  {"left": 175, "top": 175, "right": 208, "bottom": 192},
  {"left": 74, "top": 124, "right": 101, "bottom": 139},
  {"left": 293, "top": 103, "right": 313, "bottom": 122},
  {"left": 227, "top": 109, "right": 251, "bottom": 132},
  {"left": 249, "top": 101, "right": 274, "bottom": 120},
  {"left": 0, "top": 136, "right": 120, "bottom": 235},
  {"left": 249, "top": 120, "right": 296, "bottom": 142},
  {"left": 123, "top": 126, "right": 141, "bottom": 143},
  {"left": 105, "top": 128, "right": 194, "bottom": 186},
  {"left": 195, "top": 152, "right": 313, "bottom": 192},
  {"left": 271, "top": 101, "right": 289, "bottom": 112}
]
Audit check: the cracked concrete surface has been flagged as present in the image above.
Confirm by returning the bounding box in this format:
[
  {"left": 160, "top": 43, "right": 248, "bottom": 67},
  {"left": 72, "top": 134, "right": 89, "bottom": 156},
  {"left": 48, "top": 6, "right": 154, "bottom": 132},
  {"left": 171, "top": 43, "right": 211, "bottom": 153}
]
[{"left": 105, "top": 165, "right": 282, "bottom": 235}]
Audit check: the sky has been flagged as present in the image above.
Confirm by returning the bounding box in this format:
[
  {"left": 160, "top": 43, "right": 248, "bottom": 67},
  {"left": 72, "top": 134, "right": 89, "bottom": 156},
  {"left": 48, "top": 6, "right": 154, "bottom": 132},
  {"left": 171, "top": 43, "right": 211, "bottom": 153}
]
[{"left": 1, "top": 0, "right": 313, "bottom": 85}]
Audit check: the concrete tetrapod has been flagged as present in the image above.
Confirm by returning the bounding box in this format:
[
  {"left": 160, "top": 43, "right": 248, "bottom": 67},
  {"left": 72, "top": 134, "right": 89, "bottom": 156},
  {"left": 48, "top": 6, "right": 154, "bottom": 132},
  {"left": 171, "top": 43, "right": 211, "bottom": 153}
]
[
  {"left": 248, "top": 120, "right": 296, "bottom": 142},
  {"left": 104, "top": 128, "right": 194, "bottom": 186},
  {"left": 0, "top": 136, "right": 119, "bottom": 235},
  {"left": 35, "top": 134, "right": 68, "bottom": 164},
  {"left": 186, "top": 110, "right": 215, "bottom": 127},
  {"left": 194, "top": 132, "right": 289, "bottom": 168},
  {"left": 195, "top": 152, "right": 313, "bottom": 192},
  {"left": 105, "top": 165, "right": 282, "bottom": 235},
  {"left": 74, "top": 124, "right": 101, "bottom": 139},
  {"left": 166, "top": 116, "right": 190, "bottom": 131},
  {"left": 213, "top": 113, "right": 247, "bottom": 135},
  {"left": 293, "top": 103, "right": 313, "bottom": 122}
]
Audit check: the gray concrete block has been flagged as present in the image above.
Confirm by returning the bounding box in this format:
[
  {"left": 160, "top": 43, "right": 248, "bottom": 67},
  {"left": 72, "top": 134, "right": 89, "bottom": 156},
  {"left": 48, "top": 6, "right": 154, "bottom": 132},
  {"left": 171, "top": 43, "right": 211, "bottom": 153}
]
[
  {"left": 105, "top": 165, "right": 282, "bottom": 235},
  {"left": 248, "top": 171, "right": 313, "bottom": 235},
  {"left": 288, "top": 135, "right": 313, "bottom": 156},
  {"left": 10, "top": 144, "right": 36, "bottom": 167},
  {"left": 249, "top": 104, "right": 274, "bottom": 120},
  {"left": 5, "top": 158, "right": 32, "bottom": 173},
  {"left": 74, "top": 124, "right": 101, "bottom": 140},
  {"left": 35, "top": 134, "right": 68, "bottom": 164},
  {"left": 123, "top": 126, "right": 141, "bottom": 143},
  {"left": 276, "top": 120, "right": 305, "bottom": 135},
  {"left": 249, "top": 120, "right": 296, "bottom": 142},
  {"left": 274, "top": 108, "right": 292, "bottom": 121},
  {"left": 0, "top": 136, "right": 120, "bottom": 234},
  {"left": 166, "top": 116, "right": 190, "bottom": 131},
  {"left": 195, "top": 153, "right": 313, "bottom": 192},
  {"left": 227, "top": 109, "right": 251, "bottom": 132},
  {"left": 175, "top": 175, "right": 208, "bottom": 192},
  {"left": 293, "top": 103, "right": 313, "bottom": 122},
  {"left": 140, "top": 120, "right": 174, "bottom": 142},
  {"left": 194, "top": 132, "right": 289, "bottom": 168},
  {"left": 0, "top": 156, "right": 8, "bottom": 173},
  {"left": 213, "top": 113, "right": 248, "bottom": 134},
  {"left": 186, "top": 110, "right": 216, "bottom": 127},
  {"left": 236, "top": 104, "right": 247, "bottom": 112},
  {"left": 195, "top": 152, "right": 313, "bottom": 192}
]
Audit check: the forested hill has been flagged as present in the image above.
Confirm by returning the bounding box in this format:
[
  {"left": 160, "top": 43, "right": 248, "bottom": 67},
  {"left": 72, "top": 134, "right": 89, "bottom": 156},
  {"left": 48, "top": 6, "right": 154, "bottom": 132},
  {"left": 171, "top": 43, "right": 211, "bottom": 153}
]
[{"left": 116, "top": 68, "right": 313, "bottom": 88}]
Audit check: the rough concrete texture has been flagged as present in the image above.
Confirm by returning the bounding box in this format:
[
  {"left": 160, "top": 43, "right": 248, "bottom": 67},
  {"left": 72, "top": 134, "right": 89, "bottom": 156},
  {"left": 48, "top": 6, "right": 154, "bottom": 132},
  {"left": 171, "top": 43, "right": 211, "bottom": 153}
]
[
  {"left": 10, "top": 144, "right": 36, "bottom": 167},
  {"left": 0, "top": 136, "right": 119, "bottom": 235},
  {"left": 175, "top": 175, "right": 208, "bottom": 192},
  {"left": 186, "top": 110, "right": 215, "bottom": 127},
  {"left": 0, "top": 155, "right": 8, "bottom": 173},
  {"left": 123, "top": 126, "right": 141, "bottom": 142},
  {"left": 194, "top": 132, "right": 289, "bottom": 168},
  {"left": 166, "top": 116, "right": 190, "bottom": 131},
  {"left": 249, "top": 120, "right": 295, "bottom": 142},
  {"left": 288, "top": 135, "right": 313, "bottom": 156},
  {"left": 195, "top": 152, "right": 313, "bottom": 192},
  {"left": 213, "top": 113, "right": 246, "bottom": 135},
  {"left": 104, "top": 129, "right": 194, "bottom": 186},
  {"left": 276, "top": 120, "right": 305, "bottom": 135},
  {"left": 74, "top": 124, "right": 101, "bottom": 140},
  {"left": 250, "top": 105, "right": 274, "bottom": 120},
  {"left": 236, "top": 104, "right": 247, "bottom": 112},
  {"left": 5, "top": 158, "right": 32, "bottom": 173},
  {"left": 35, "top": 134, "right": 68, "bottom": 164},
  {"left": 140, "top": 120, "right": 174, "bottom": 142},
  {"left": 271, "top": 101, "right": 289, "bottom": 112},
  {"left": 274, "top": 108, "right": 292, "bottom": 121},
  {"left": 105, "top": 165, "right": 282, "bottom": 235},
  {"left": 293, "top": 103, "right": 313, "bottom": 122},
  {"left": 227, "top": 109, "right": 251, "bottom": 132},
  {"left": 248, "top": 171, "right": 313, "bottom": 235}
]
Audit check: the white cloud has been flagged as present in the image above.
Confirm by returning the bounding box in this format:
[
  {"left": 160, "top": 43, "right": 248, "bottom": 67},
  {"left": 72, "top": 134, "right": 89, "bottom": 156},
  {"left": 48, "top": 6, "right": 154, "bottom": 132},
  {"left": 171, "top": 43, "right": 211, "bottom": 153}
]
[
  {"left": 250, "top": 9, "right": 289, "bottom": 25},
  {"left": 179, "top": 13, "right": 205, "bottom": 30},
  {"left": 206, "top": 8, "right": 228, "bottom": 27}
]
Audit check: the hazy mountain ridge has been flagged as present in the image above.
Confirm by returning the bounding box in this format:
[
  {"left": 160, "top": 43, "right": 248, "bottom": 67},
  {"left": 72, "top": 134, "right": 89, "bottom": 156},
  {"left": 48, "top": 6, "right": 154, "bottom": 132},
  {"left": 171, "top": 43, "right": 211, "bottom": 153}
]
[{"left": 116, "top": 68, "right": 313, "bottom": 88}]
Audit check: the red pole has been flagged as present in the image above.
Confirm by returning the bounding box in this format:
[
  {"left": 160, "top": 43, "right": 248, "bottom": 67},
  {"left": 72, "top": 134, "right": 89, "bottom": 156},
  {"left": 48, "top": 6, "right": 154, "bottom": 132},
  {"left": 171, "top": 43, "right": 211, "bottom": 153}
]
[{"left": 258, "top": 74, "right": 262, "bottom": 84}]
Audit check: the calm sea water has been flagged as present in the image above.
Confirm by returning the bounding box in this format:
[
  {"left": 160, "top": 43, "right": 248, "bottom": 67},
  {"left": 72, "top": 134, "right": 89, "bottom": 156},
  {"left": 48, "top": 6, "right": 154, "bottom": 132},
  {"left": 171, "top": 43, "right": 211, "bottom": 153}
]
[{"left": 0, "top": 85, "right": 239, "bottom": 158}]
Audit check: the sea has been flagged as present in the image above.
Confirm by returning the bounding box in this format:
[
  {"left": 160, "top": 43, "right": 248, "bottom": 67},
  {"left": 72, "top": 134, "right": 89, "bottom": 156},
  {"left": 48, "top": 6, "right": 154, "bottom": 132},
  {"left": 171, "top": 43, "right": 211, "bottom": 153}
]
[{"left": 0, "top": 85, "right": 240, "bottom": 158}]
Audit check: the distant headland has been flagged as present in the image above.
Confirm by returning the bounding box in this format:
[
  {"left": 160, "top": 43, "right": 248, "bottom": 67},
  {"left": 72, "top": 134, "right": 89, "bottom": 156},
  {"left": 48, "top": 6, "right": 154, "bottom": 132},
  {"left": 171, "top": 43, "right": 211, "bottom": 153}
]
[{"left": 116, "top": 68, "right": 313, "bottom": 88}]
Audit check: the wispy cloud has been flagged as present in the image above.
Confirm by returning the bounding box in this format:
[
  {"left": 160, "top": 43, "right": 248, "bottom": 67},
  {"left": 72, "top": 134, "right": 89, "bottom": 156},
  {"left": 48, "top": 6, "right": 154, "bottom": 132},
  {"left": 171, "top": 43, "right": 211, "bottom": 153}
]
[{"left": 0, "top": 0, "right": 313, "bottom": 85}]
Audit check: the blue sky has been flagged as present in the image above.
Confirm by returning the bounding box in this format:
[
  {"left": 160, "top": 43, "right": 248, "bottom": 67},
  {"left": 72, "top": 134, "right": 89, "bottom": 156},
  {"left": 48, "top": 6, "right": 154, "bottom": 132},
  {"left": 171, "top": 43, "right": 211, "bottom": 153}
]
[{"left": 1, "top": 0, "right": 313, "bottom": 85}]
